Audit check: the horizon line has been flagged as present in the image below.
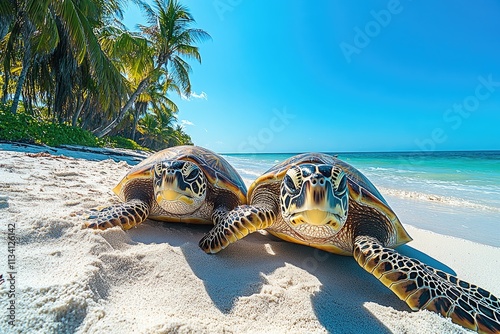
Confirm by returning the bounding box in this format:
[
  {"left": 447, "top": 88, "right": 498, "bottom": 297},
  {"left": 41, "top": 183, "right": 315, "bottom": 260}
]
[{"left": 221, "top": 149, "right": 500, "bottom": 155}]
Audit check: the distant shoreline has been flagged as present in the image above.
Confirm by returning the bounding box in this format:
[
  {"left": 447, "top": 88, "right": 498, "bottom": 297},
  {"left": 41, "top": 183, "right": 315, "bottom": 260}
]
[
  {"left": 224, "top": 149, "right": 500, "bottom": 155},
  {"left": 2, "top": 140, "right": 498, "bottom": 157}
]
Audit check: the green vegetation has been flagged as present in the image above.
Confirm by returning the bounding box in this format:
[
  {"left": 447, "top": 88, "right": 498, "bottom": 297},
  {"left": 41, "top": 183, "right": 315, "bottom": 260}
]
[
  {"left": 0, "top": 103, "right": 149, "bottom": 150},
  {"left": 0, "top": 104, "right": 101, "bottom": 147},
  {"left": 0, "top": 0, "right": 208, "bottom": 151}
]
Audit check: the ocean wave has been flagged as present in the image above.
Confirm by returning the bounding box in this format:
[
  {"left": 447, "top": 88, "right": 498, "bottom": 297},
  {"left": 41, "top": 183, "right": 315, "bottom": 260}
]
[
  {"left": 364, "top": 166, "right": 420, "bottom": 174},
  {"left": 379, "top": 186, "right": 500, "bottom": 213},
  {"left": 234, "top": 168, "right": 263, "bottom": 178},
  {"left": 240, "top": 179, "right": 499, "bottom": 213}
]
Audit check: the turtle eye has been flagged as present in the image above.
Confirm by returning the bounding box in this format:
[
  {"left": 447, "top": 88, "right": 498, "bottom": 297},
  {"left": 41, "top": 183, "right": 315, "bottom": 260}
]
[
  {"left": 283, "top": 167, "right": 302, "bottom": 194},
  {"left": 185, "top": 169, "right": 200, "bottom": 182},
  {"left": 283, "top": 174, "right": 296, "bottom": 192},
  {"left": 183, "top": 164, "right": 200, "bottom": 182},
  {"left": 154, "top": 163, "right": 163, "bottom": 177},
  {"left": 335, "top": 173, "right": 348, "bottom": 196}
]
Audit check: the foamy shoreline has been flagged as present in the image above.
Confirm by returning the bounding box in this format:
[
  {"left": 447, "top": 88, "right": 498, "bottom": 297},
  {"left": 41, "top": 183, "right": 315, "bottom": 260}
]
[{"left": 0, "top": 143, "right": 499, "bottom": 333}]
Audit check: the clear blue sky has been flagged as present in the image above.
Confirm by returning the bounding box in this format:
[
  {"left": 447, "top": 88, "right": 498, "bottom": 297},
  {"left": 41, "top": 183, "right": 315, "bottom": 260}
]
[{"left": 123, "top": 0, "right": 500, "bottom": 153}]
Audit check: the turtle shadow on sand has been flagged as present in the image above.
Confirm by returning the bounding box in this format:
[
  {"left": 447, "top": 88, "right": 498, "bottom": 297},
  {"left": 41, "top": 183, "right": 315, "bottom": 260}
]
[
  {"left": 130, "top": 220, "right": 456, "bottom": 333},
  {"left": 300, "top": 241, "right": 456, "bottom": 333}
]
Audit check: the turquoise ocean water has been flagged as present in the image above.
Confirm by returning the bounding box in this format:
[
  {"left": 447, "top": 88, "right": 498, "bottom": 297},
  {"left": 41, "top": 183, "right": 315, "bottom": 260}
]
[{"left": 223, "top": 151, "right": 500, "bottom": 247}]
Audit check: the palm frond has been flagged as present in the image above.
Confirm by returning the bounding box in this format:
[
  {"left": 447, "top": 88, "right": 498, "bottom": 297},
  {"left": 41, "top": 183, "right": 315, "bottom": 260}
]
[
  {"left": 33, "top": 11, "right": 59, "bottom": 55},
  {"left": 134, "top": 0, "right": 157, "bottom": 26},
  {"left": 175, "top": 44, "right": 201, "bottom": 63},
  {"left": 170, "top": 55, "right": 191, "bottom": 94},
  {"left": 0, "top": 0, "right": 15, "bottom": 17},
  {"left": 53, "top": 0, "right": 87, "bottom": 64}
]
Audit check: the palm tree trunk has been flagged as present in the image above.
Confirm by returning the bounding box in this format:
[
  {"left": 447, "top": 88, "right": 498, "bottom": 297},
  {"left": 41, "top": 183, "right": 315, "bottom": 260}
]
[
  {"left": 1, "top": 58, "right": 10, "bottom": 104},
  {"left": 1, "top": 74, "right": 9, "bottom": 104},
  {"left": 133, "top": 102, "right": 148, "bottom": 140},
  {"left": 94, "top": 76, "right": 151, "bottom": 137},
  {"left": 0, "top": 21, "right": 11, "bottom": 102},
  {"left": 72, "top": 95, "right": 88, "bottom": 127},
  {"left": 10, "top": 41, "right": 32, "bottom": 114},
  {"left": 131, "top": 107, "right": 139, "bottom": 141},
  {"left": 131, "top": 116, "right": 138, "bottom": 141}
]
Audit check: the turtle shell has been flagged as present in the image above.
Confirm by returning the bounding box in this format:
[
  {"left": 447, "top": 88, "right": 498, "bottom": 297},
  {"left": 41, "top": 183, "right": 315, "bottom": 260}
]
[
  {"left": 248, "top": 153, "right": 411, "bottom": 247},
  {"left": 113, "top": 145, "right": 247, "bottom": 204}
]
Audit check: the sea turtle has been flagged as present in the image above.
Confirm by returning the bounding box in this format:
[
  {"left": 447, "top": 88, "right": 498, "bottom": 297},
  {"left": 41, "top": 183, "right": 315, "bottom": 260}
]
[
  {"left": 199, "top": 153, "right": 500, "bottom": 334},
  {"left": 84, "top": 145, "right": 246, "bottom": 230}
]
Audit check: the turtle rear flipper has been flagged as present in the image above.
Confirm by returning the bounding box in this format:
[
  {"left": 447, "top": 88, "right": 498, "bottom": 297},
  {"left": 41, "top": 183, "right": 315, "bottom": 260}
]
[
  {"left": 354, "top": 236, "right": 500, "bottom": 334},
  {"left": 84, "top": 199, "right": 150, "bottom": 230},
  {"left": 199, "top": 204, "right": 276, "bottom": 254}
]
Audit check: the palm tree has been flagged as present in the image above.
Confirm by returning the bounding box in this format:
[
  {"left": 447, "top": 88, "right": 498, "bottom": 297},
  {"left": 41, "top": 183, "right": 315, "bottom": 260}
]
[
  {"left": 136, "top": 113, "right": 159, "bottom": 148},
  {"left": 65, "top": 21, "right": 139, "bottom": 128},
  {"left": 135, "top": 101, "right": 191, "bottom": 150},
  {"left": 94, "top": 0, "right": 210, "bottom": 137},
  {"left": 169, "top": 124, "right": 193, "bottom": 146},
  {"left": 130, "top": 75, "right": 180, "bottom": 140},
  {"left": 0, "top": 0, "right": 128, "bottom": 115},
  {"left": 0, "top": 0, "right": 36, "bottom": 113}
]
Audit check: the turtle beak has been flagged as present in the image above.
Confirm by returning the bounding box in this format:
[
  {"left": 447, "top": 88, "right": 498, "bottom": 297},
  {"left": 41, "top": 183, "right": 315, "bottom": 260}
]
[
  {"left": 157, "top": 191, "right": 194, "bottom": 205},
  {"left": 288, "top": 177, "right": 347, "bottom": 230},
  {"left": 290, "top": 209, "right": 344, "bottom": 230},
  {"left": 302, "top": 209, "right": 331, "bottom": 225}
]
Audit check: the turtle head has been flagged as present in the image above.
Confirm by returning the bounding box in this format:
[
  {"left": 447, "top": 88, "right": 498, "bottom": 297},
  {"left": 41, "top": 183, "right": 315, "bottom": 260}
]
[
  {"left": 280, "top": 164, "right": 348, "bottom": 231},
  {"left": 153, "top": 160, "right": 207, "bottom": 214}
]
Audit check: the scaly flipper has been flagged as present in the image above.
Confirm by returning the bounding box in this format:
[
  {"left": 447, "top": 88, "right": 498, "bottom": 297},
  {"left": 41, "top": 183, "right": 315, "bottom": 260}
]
[
  {"left": 84, "top": 199, "right": 150, "bottom": 230},
  {"left": 199, "top": 205, "right": 276, "bottom": 254},
  {"left": 354, "top": 236, "right": 500, "bottom": 334}
]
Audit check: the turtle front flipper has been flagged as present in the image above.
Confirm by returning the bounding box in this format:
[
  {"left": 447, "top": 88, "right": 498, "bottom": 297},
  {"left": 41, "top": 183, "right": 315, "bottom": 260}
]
[
  {"left": 84, "top": 199, "right": 150, "bottom": 230},
  {"left": 199, "top": 204, "right": 276, "bottom": 254},
  {"left": 354, "top": 236, "right": 500, "bottom": 334}
]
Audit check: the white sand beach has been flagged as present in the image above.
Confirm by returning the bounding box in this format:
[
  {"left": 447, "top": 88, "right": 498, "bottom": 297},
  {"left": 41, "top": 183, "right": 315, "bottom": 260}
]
[{"left": 0, "top": 143, "right": 499, "bottom": 334}]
